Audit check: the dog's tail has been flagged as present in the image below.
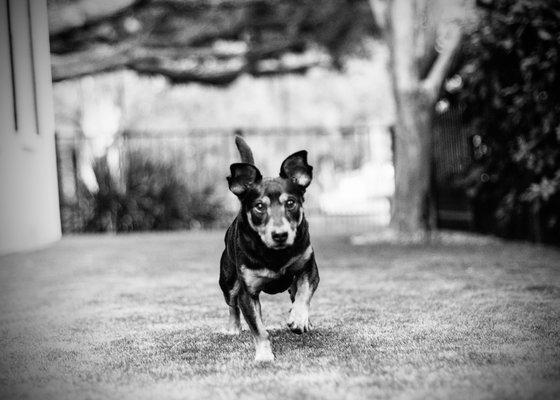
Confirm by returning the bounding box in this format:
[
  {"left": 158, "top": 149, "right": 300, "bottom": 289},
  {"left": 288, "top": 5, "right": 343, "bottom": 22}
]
[{"left": 235, "top": 136, "right": 255, "bottom": 164}]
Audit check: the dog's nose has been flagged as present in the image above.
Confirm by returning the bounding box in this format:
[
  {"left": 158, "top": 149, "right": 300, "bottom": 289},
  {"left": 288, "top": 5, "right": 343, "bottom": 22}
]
[{"left": 271, "top": 231, "right": 288, "bottom": 243}]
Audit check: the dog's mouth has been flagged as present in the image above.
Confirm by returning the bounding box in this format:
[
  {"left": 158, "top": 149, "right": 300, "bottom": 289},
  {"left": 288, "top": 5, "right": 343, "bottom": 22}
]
[
  {"left": 263, "top": 236, "right": 294, "bottom": 250},
  {"left": 268, "top": 243, "right": 290, "bottom": 250}
]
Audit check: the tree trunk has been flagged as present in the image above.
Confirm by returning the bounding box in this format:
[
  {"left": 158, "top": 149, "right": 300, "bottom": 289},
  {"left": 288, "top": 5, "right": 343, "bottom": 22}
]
[
  {"left": 372, "top": 0, "right": 462, "bottom": 238},
  {"left": 391, "top": 88, "right": 433, "bottom": 234}
]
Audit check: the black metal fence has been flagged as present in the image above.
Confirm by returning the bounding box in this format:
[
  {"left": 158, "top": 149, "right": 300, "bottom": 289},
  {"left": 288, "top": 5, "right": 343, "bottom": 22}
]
[
  {"left": 433, "top": 105, "right": 474, "bottom": 229},
  {"left": 55, "top": 126, "right": 394, "bottom": 235}
]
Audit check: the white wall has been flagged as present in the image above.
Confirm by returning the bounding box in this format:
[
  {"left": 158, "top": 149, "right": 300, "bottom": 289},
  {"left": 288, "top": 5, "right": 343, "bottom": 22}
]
[{"left": 0, "top": 0, "right": 61, "bottom": 254}]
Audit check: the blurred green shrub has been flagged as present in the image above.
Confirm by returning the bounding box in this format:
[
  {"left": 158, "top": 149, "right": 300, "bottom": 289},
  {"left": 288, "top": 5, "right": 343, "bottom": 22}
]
[
  {"left": 456, "top": 0, "right": 560, "bottom": 243},
  {"left": 62, "top": 149, "right": 229, "bottom": 233}
]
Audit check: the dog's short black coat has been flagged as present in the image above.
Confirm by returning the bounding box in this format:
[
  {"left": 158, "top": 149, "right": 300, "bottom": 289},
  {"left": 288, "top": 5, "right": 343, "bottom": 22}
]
[{"left": 219, "top": 136, "right": 319, "bottom": 362}]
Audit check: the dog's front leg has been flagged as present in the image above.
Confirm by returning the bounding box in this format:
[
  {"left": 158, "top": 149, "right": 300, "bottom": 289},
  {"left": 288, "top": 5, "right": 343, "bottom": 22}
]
[
  {"left": 287, "top": 255, "right": 320, "bottom": 334},
  {"left": 238, "top": 287, "right": 274, "bottom": 362}
]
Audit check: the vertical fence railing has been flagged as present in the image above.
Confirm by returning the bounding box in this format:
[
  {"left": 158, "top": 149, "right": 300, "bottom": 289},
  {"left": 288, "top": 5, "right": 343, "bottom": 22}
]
[{"left": 432, "top": 106, "right": 474, "bottom": 229}]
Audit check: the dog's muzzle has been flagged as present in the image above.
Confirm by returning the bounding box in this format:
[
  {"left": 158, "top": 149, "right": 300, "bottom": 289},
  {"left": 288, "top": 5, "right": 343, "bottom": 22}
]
[{"left": 271, "top": 230, "right": 289, "bottom": 245}]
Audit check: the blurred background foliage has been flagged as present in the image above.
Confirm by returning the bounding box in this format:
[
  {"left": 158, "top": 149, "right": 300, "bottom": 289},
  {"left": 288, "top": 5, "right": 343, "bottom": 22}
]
[
  {"left": 50, "top": 0, "right": 560, "bottom": 244},
  {"left": 48, "top": 0, "right": 379, "bottom": 84},
  {"left": 451, "top": 0, "right": 560, "bottom": 243},
  {"left": 61, "top": 149, "right": 226, "bottom": 233}
]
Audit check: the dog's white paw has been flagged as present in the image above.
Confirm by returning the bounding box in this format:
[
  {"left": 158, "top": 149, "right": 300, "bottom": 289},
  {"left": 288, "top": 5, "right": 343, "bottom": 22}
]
[
  {"left": 223, "top": 310, "right": 242, "bottom": 335},
  {"left": 287, "top": 306, "right": 310, "bottom": 334},
  {"left": 254, "top": 341, "right": 275, "bottom": 363}
]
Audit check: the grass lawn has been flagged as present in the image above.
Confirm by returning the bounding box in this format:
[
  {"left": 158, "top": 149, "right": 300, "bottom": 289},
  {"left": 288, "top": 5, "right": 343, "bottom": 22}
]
[{"left": 1, "top": 231, "right": 559, "bottom": 400}]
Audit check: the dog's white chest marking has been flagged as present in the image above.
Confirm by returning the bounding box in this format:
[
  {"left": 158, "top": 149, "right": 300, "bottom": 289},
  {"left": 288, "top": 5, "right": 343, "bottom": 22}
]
[
  {"left": 240, "top": 245, "right": 313, "bottom": 292},
  {"left": 278, "top": 245, "right": 313, "bottom": 274}
]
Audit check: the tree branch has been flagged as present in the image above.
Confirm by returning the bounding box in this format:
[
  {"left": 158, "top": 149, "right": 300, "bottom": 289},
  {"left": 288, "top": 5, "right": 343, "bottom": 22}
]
[
  {"left": 368, "top": 0, "right": 388, "bottom": 31},
  {"left": 49, "top": 0, "right": 378, "bottom": 85},
  {"left": 420, "top": 25, "right": 462, "bottom": 102},
  {"left": 49, "top": 0, "right": 297, "bottom": 42},
  {"left": 48, "top": 0, "right": 144, "bottom": 35},
  {"left": 130, "top": 62, "right": 244, "bottom": 85},
  {"left": 51, "top": 44, "right": 131, "bottom": 82},
  {"left": 388, "top": 0, "right": 419, "bottom": 93},
  {"left": 51, "top": 40, "right": 326, "bottom": 85}
]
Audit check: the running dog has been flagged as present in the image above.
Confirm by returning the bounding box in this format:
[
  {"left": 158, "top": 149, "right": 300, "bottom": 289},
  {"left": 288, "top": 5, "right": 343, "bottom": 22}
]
[{"left": 219, "top": 136, "right": 320, "bottom": 362}]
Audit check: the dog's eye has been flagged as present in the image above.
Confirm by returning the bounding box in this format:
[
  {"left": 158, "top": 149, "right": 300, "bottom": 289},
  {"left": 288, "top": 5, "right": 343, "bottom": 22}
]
[
  {"left": 285, "top": 199, "right": 296, "bottom": 210},
  {"left": 254, "top": 203, "right": 266, "bottom": 213}
]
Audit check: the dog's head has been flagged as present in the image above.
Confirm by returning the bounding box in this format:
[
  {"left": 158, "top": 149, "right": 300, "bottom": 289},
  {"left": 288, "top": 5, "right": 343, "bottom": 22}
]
[{"left": 228, "top": 151, "right": 313, "bottom": 249}]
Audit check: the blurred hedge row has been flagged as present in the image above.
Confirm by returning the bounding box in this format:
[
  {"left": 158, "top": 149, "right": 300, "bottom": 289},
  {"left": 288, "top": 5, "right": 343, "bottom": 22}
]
[
  {"left": 61, "top": 149, "right": 229, "bottom": 233},
  {"left": 456, "top": 0, "right": 560, "bottom": 244}
]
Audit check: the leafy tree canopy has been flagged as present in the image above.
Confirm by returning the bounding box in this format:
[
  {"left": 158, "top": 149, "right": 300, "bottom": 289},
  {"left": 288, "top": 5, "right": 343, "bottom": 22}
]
[{"left": 48, "top": 0, "right": 379, "bottom": 84}]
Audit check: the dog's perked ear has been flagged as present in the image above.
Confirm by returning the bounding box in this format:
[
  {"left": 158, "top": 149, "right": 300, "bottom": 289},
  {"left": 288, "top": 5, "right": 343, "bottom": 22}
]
[
  {"left": 227, "top": 163, "right": 262, "bottom": 197},
  {"left": 279, "top": 150, "right": 313, "bottom": 188}
]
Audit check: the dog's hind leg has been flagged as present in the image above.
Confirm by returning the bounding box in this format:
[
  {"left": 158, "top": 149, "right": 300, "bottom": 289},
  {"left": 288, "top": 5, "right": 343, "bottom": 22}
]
[
  {"left": 219, "top": 251, "right": 241, "bottom": 334},
  {"left": 287, "top": 253, "right": 320, "bottom": 334},
  {"left": 227, "top": 304, "right": 241, "bottom": 333},
  {"left": 226, "top": 284, "right": 242, "bottom": 334}
]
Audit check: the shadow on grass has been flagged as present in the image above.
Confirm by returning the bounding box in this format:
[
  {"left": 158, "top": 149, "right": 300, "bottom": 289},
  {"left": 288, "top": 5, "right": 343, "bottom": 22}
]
[{"left": 167, "top": 325, "right": 364, "bottom": 372}]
